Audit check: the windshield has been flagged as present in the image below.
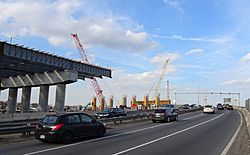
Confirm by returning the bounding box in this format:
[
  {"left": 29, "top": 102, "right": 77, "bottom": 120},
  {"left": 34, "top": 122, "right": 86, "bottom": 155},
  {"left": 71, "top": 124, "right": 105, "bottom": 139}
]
[
  {"left": 204, "top": 105, "right": 213, "bottom": 108},
  {"left": 154, "top": 109, "right": 166, "bottom": 113},
  {"left": 42, "top": 115, "right": 58, "bottom": 124}
]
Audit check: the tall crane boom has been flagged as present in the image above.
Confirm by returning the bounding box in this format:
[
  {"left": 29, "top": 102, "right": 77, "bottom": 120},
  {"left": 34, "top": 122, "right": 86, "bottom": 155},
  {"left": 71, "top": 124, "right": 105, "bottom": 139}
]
[
  {"left": 153, "top": 59, "right": 169, "bottom": 97},
  {"left": 71, "top": 33, "right": 104, "bottom": 107}
]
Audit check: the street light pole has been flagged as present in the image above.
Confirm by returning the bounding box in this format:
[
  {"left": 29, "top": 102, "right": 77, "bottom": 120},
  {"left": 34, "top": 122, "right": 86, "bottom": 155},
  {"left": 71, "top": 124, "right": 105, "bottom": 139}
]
[
  {"left": 197, "top": 79, "right": 208, "bottom": 106},
  {"left": 174, "top": 91, "right": 177, "bottom": 106},
  {"left": 198, "top": 83, "right": 200, "bottom": 105}
]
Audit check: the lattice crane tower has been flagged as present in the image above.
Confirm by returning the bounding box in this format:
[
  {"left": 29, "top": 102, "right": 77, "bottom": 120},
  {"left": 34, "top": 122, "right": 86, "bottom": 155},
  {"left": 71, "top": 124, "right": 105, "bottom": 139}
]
[{"left": 71, "top": 34, "right": 105, "bottom": 109}]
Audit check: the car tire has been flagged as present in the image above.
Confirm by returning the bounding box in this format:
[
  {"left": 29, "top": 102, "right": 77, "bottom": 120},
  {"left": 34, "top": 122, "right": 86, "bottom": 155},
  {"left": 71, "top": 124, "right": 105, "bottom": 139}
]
[
  {"left": 97, "top": 127, "right": 105, "bottom": 137},
  {"left": 61, "top": 132, "right": 73, "bottom": 144},
  {"left": 167, "top": 117, "right": 170, "bottom": 123},
  {"left": 152, "top": 120, "right": 156, "bottom": 123},
  {"left": 175, "top": 116, "right": 178, "bottom": 121},
  {"left": 40, "top": 139, "right": 48, "bottom": 143}
]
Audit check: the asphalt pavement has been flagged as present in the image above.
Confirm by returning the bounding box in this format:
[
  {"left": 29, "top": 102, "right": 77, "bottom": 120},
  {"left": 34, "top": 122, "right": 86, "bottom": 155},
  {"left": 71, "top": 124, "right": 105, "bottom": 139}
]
[{"left": 0, "top": 110, "right": 241, "bottom": 155}]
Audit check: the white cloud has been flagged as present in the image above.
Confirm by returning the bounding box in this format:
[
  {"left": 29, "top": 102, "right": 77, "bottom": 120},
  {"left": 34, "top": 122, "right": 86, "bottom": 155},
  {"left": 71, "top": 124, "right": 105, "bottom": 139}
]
[
  {"left": 0, "top": 0, "right": 157, "bottom": 52},
  {"left": 185, "top": 48, "right": 204, "bottom": 55},
  {"left": 65, "top": 51, "right": 73, "bottom": 58},
  {"left": 150, "top": 53, "right": 182, "bottom": 64},
  {"left": 164, "top": 0, "right": 184, "bottom": 13},
  {"left": 222, "top": 79, "right": 250, "bottom": 85},
  {"left": 171, "top": 35, "right": 233, "bottom": 44},
  {"left": 240, "top": 53, "right": 250, "bottom": 63},
  {"left": 171, "top": 35, "right": 205, "bottom": 41}
]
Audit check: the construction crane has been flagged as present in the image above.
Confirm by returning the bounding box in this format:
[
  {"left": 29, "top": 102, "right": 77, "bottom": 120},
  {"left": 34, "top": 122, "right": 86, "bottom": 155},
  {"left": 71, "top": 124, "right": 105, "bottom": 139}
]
[
  {"left": 151, "top": 59, "right": 169, "bottom": 97},
  {"left": 71, "top": 33, "right": 105, "bottom": 108}
]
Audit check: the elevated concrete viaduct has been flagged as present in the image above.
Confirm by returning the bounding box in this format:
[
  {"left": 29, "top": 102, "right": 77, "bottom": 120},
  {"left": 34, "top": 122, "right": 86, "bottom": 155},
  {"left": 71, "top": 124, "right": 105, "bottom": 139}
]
[{"left": 0, "top": 41, "right": 112, "bottom": 113}]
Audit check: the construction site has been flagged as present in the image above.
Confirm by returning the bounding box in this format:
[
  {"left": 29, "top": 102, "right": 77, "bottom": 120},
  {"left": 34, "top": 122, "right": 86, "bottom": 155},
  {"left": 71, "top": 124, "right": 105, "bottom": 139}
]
[{"left": 71, "top": 33, "right": 172, "bottom": 111}]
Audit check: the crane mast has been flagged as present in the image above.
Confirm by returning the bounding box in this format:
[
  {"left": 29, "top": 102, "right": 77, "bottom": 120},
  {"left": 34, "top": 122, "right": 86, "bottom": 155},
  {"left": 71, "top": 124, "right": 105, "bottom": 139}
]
[
  {"left": 153, "top": 59, "right": 169, "bottom": 97},
  {"left": 71, "top": 33, "right": 104, "bottom": 108}
]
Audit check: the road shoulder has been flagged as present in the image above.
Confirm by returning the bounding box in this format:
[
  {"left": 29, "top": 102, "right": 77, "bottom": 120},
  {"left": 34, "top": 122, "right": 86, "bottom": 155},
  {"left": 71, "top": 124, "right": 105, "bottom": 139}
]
[{"left": 227, "top": 111, "right": 250, "bottom": 155}]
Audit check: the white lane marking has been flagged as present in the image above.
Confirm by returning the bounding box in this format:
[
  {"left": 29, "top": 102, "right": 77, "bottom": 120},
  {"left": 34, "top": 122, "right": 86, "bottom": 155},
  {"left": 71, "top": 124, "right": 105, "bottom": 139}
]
[
  {"left": 24, "top": 113, "right": 204, "bottom": 155},
  {"left": 220, "top": 111, "right": 242, "bottom": 155},
  {"left": 113, "top": 114, "right": 224, "bottom": 155}
]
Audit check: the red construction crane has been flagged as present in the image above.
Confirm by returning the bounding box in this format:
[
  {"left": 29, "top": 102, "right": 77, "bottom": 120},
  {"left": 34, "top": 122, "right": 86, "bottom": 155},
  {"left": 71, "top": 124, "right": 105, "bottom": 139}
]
[{"left": 71, "top": 33, "right": 105, "bottom": 108}]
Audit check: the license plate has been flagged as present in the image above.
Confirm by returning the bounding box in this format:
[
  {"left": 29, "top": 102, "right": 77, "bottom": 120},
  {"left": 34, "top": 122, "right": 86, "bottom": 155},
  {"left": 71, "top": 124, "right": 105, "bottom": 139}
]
[{"left": 40, "top": 135, "right": 45, "bottom": 139}]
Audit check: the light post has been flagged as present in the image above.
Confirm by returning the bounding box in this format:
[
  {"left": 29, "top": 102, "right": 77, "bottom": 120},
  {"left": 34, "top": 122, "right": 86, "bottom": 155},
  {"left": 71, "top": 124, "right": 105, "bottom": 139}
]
[
  {"left": 198, "top": 83, "right": 200, "bottom": 105},
  {"left": 174, "top": 91, "right": 177, "bottom": 106},
  {"left": 197, "top": 79, "right": 208, "bottom": 106}
]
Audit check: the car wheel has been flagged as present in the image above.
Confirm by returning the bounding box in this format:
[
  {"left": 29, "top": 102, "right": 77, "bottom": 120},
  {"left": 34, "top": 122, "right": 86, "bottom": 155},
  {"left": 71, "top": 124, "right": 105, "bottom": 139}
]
[
  {"left": 167, "top": 117, "right": 170, "bottom": 123},
  {"left": 61, "top": 132, "right": 73, "bottom": 144},
  {"left": 152, "top": 120, "right": 156, "bottom": 123},
  {"left": 175, "top": 116, "right": 178, "bottom": 121},
  {"left": 97, "top": 127, "right": 105, "bottom": 137},
  {"left": 40, "top": 139, "right": 48, "bottom": 143}
]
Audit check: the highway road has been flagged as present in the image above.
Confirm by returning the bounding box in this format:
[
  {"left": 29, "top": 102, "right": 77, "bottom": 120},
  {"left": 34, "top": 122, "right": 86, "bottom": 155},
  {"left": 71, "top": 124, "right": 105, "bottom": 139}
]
[{"left": 0, "top": 110, "right": 241, "bottom": 155}]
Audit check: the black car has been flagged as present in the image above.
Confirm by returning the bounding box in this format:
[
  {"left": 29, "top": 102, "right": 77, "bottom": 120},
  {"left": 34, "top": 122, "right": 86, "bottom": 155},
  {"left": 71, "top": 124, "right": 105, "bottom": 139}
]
[
  {"left": 217, "top": 103, "right": 224, "bottom": 110},
  {"left": 182, "top": 104, "right": 191, "bottom": 109},
  {"left": 95, "top": 108, "right": 127, "bottom": 119},
  {"left": 227, "top": 105, "right": 234, "bottom": 110},
  {"left": 35, "top": 112, "right": 106, "bottom": 144},
  {"left": 152, "top": 108, "right": 178, "bottom": 123}
]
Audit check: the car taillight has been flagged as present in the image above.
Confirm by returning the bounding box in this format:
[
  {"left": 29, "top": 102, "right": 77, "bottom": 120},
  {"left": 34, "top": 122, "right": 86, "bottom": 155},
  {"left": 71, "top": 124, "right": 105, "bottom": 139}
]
[{"left": 52, "top": 124, "right": 64, "bottom": 131}]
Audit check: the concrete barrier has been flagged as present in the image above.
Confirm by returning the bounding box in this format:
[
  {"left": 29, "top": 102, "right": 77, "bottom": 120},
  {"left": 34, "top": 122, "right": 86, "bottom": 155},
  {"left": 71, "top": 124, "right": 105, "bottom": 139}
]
[
  {"left": 0, "top": 112, "right": 53, "bottom": 122},
  {"left": 234, "top": 106, "right": 250, "bottom": 136}
]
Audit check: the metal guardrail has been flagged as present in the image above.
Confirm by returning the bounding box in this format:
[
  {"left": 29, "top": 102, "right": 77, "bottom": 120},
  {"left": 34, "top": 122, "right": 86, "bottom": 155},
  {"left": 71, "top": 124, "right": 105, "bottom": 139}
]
[
  {"left": 0, "top": 125, "right": 35, "bottom": 135},
  {"left": 0, "top": 108, "right": 202, "bottom": 135}
]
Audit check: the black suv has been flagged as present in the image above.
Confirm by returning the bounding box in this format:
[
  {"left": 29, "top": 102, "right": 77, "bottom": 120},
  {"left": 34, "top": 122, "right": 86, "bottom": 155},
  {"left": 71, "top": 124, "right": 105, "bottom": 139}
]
[
  {"left": 35, "top": 112, "right": 106, "bottom": 144},
  {"left": 152, "top": 108, "right": 178, "bottom": 123},
  {"left": 217, "top": 103, "right": 224, "bottom": 110},
  {"left": 95, "top": 108, "right": 127, "bottom": 119}
]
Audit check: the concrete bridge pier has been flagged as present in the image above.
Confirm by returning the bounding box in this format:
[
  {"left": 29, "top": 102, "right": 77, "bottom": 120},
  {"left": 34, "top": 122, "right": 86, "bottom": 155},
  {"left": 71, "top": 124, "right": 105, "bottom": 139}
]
[
  {"left": 38, "top": 85, "right": 49, "bottom": 112},
  {"left": 109, "top": 96, "right": 114, "bottom": 108},
  {"left": 7, "top": 88, "right": 18, "bottom": 114},
  {"left": 55, "top": 84, "right": 66, "bottom": 112},
  {"left": 122, "top": 95, "right": 127, "bottom": 107},
  {"left": 21, "top": 87, "right": 31, "bottom": 113},
  {"left": 144, "top": 95, "right": 149, "bottom": 110}
]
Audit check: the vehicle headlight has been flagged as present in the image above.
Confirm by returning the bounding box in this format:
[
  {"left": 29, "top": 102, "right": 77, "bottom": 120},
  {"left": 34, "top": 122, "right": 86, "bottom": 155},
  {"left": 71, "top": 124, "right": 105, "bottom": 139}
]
[{"left": 102, "top": 122, "right": 106, "bottom": 127}]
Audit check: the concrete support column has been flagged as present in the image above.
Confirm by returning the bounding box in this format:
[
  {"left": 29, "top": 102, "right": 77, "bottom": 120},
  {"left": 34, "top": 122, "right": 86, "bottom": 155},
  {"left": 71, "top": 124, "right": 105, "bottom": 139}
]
[
  {"left": 144, "top": 95, "right": 148, "bottom": 110},
  {"left": 39, "top": 85, "right": 49, "bottom": 112},
  {"left": 92, "top": 97, "right": 97, "bottom": 111},
  {"left": 122, "top": 95, "right": 127, "bottom": 107},
  {"left": 7, "top": 88, "right": 18, "bottom": 114},
  {"left": 21, "top": 87, "right": 31, "bottom": 113},
  {"left": 109, "top": 96, "right": 114, "bottom": 108},
  {"left": 131, "top": 96, "right": 136, "bottom": 110},
  {"left": 155, "top": 95, "right": 160, "bottom": 108},
  {"left": 55, "top": 84, "right": 66, "bottom": 112},
  {"left": 100, "top": 96, "right": 105, "bottom": 111}
]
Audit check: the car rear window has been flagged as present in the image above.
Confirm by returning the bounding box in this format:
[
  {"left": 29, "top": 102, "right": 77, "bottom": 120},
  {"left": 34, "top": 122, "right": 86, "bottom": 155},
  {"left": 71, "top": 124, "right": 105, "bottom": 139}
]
[
  {"left": 154, "top": 109, "right": 166, "bottom": 113},
  {"left": 42, "top": 115, "right": 58, "bottom": 124},
  {"left": 204, "top": 105, "right": 212, "bottom": 108}
]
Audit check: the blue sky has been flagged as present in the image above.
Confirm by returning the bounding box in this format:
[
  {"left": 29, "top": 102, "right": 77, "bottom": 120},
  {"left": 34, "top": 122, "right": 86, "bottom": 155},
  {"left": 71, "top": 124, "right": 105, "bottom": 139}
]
[{"left": 0, "top": 0, "right": 250, "bottom": 106}]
